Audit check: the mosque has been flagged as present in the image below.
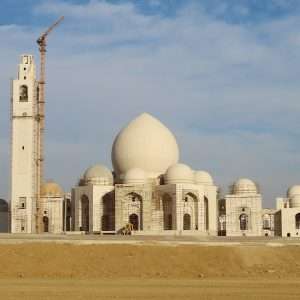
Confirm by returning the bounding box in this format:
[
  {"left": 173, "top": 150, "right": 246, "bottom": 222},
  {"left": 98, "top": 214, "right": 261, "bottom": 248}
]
[{"left": 8, "top": 54, "right": 300, "bottom": 237}]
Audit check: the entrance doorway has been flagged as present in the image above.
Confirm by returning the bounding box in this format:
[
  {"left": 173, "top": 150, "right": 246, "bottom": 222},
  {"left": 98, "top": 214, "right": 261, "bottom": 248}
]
[
  {"left": 43, "top": 216, "right": 49, "bottom": 233},
  {"left": 183, "top": 214, "right": 191, "bottom": 230},
  {"left": 129, "top": 214, "right": 139, "bottom": 230},
  {"left": 81, "top": 195, "right": 89, "bottom": 232}
]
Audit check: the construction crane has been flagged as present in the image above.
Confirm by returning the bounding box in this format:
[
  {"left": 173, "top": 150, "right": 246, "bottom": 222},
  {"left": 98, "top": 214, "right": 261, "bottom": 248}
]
[{"left": 36, "top": 16, "right": 64, "bottom": 233}]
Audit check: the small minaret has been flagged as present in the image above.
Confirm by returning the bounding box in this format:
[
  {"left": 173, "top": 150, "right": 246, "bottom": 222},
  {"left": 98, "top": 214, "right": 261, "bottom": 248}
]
[{"left": 11, "top": 55, "right": 39, "bottom": 233}]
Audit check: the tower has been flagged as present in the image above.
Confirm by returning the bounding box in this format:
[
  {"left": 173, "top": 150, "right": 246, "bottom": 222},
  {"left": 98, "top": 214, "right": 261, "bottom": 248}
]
[{"left": 11, "top": 54, "right": 39, "bottom": 233}]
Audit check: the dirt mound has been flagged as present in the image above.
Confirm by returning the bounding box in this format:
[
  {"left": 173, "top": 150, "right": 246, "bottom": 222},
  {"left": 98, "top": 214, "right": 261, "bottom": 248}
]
[{"left": 0, "top": 244, "right": 299, "bottom": 279}]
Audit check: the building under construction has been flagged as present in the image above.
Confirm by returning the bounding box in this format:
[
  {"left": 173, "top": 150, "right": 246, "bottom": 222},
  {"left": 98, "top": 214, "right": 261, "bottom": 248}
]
[{"left": 9, "top": 19, "right": 300, "bottom": 237}]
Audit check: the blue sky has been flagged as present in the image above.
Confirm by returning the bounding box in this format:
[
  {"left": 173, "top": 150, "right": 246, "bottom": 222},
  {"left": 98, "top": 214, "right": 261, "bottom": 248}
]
[
  {"left": 1, "top": 0, "right": 300, "bottom": 205},
  {"left": 2, "top": 0, "right": 300, "bottom": 25}
]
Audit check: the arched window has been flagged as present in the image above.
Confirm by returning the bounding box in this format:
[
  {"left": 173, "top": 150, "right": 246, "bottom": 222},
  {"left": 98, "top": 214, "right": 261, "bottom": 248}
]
[
  {"left": 239, "top": 214, "right": 248, "bottom": 230},
  {"left": 43, "top": 216, "right": 49, "bottom": 233},
  {"left": 295, "top": 213, "right": 300, "bottom": 229},
  {"left": 81, "top": 195, "right": 89, "bottom": 232},
  {"left": 19, "top": 85, "right": 28, "bottom": 102},
  {"left": 183, "top": 214, "right": 191, "bottom": 230}
]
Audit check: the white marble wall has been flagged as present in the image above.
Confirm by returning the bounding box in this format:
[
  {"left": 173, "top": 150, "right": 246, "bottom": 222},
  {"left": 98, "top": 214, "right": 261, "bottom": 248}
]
[
  {"left": 40, "top": 196, "right": 64, "bottom": 234},
  {"left": 281, "top": 207, "right": 300, "bottom": 237},
  {"left": 225, "top": 194, "right": 262, "bottom": 236},
  {"left": 72, "top": 184, "right": 114, "bottom": 232}
]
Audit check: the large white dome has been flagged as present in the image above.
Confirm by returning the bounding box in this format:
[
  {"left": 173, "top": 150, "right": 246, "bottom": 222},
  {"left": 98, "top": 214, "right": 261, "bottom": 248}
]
[{"left": 112, "top": 113, "right": 179, "bottom": 178}]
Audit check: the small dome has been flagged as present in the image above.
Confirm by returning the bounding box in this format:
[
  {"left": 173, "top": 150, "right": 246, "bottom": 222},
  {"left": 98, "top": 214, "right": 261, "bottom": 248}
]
[
  {"left": 287, "top": 185, "right": 300, "bottom": 198},
  {"left": 0, "top": 199, "right": 8, "bottom": 212},
  {"left": 41, "top": 181, "right": 64, "bottom": 197},
  {"left": 84, "top": 164, "right": 113, "bottom": 185},
  {"left": 290, "top": 195, "right": 300, "bottom": 208},
  {"left": 233, "top": 178, "right": 257, "bottom": 195},
  {"left": 112, "top": 113, "right": 179, "bottom": 178},
  {"left": 124, "top": 168, "right": 147, "bottom": 185},
  {"left": 194, "top": 171, "right": 213, "bottom": 185},
  {"left": 165, "top": 163, "right": 194, "bottom": 184},
  {"left": 287, "top": 185, "right": 300, "bottom": 208}
]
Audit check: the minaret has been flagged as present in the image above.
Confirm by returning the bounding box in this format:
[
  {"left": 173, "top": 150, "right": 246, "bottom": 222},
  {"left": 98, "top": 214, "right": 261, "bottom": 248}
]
[{"left": 11, "top": 54, "right": 39, "bottom": 233}]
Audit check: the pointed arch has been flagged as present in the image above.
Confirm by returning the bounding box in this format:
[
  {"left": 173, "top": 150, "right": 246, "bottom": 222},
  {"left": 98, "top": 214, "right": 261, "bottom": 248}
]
[
  {"left": 239, "top": 213, "right": 248, "bottom": 230},
  {"left": 19, "top": 85, "right": 28, "bottom": 102},
  {"left": 127, "top": 192, "right": 142, "bottom": 201},
  {"left": 125, "top": 192, "right": 143, "bottom": 230},
  {"left": 295, "top": 213, "right": 300, "bottom": 229},
  {"left": 183, "top": 192, "right": 199, "bottom": 230}
]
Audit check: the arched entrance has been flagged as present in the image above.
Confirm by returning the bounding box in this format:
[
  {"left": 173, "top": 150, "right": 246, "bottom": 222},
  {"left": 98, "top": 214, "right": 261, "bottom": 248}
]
[
  {"left": 129, "top": 214, "right": 139, "bottom": 230},
  {"left": 81, "top": 195, "right": 89, "bottom": 232},
  {"left": 43, "top": 216, "right": 49, "bottom": 233},
  {"left": 204, "top": 196, "right": 209, "bottom": 231},
  {"left": 183, "top": 214, "right": 191, "bottom": 230},
  {"left": 239, "top": 213, "right": 248, "bottom": 230},
  {"left": 184, "top": 193, "right": 198, "bottom": 230},
  {"left": 295, "top": 213, "right": 300, "bottom": 229},
  {"left": 125, "top": 192, "right": 143, "bottom": 230},
  {"left": 162, "top": 193, "right": 173, "bottom": 230},
  {"left": 102, "top": 192, "right": 115, "bottom": 231}
]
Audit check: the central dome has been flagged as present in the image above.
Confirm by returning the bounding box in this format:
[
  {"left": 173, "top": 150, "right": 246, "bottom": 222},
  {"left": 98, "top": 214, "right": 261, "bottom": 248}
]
[{"left": 112, "top": 113, "right": 179, "bottom": 178}]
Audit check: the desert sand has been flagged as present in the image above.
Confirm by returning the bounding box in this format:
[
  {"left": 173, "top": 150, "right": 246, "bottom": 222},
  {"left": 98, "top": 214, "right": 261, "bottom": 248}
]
[{"left": 0, "top": 243, "right": 300, "bottom": 299}]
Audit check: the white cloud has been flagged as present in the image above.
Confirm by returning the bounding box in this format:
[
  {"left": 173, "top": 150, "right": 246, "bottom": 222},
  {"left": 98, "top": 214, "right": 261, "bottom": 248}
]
[{"left": 1, "top": 0, "right": 300, "bottom": 206}]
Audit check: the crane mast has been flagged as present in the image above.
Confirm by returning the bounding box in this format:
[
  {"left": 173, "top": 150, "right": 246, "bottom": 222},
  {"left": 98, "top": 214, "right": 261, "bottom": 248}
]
[{"left": 36, "top": 16, "right": 64, "bottom": 233}]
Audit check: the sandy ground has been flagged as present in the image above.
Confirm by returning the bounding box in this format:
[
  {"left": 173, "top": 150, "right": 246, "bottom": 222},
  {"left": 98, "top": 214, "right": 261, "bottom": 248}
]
[
  {"left": 0, "top": 243, "right": 300, "bottom": 299},
  {"left": 1, "top": 279, "right": 300, "bottom": 300}
]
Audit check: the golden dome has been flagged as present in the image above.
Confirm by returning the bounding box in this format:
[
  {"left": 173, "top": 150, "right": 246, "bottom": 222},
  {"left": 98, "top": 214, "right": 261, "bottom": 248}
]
[{"left": 41, "top": 181, "right": 64, "bottom": 197}]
